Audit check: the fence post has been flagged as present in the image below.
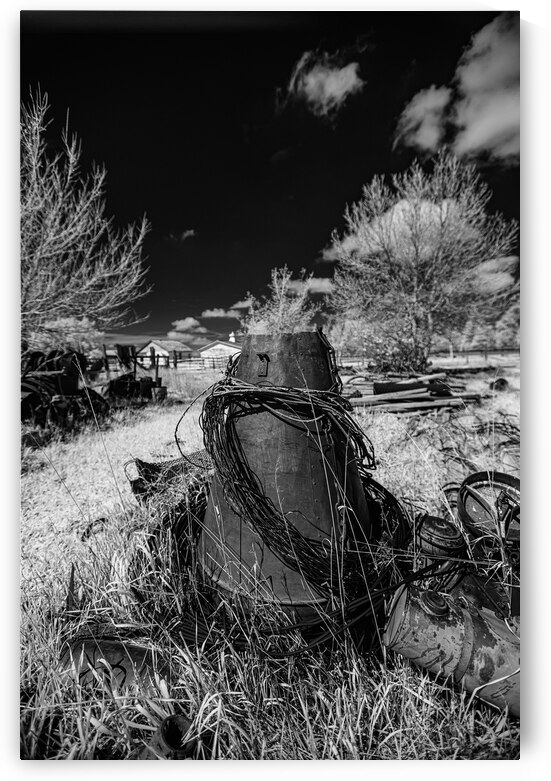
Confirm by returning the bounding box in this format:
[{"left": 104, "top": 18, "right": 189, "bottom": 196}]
[
  {"left": 149, "top": 346, "right": 155, "bottom": 370},
  {"left": 154, "top": 355, "right": 159, "bottom": 384},
  {"left": 131, "top": 345, "right": 137, "bottom": 380},
  {"left": 102, "top": 344, "right": 110, "bottom": 378},
  {"left": 172, "top": 350, "right": 177, "bottom": 369}
]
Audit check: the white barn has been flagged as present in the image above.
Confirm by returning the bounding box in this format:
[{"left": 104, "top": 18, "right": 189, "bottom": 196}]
[
  {"left": 198, "top": 339, "right": 241, "bottom": 367},
  {"left": 136, "top": 339, "right": 193, "bottom": 368}
]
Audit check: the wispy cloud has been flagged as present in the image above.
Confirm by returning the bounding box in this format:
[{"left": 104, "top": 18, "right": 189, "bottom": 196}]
[
  {"left": 395, "top": 12, "right": 519, "bottom": 163},
  {"left": 282, "top": 50, "right": 365, "bottom": 119},
  {"left": 199, "top": 300, "right": 253, "bottom": 321},
  {"left": 167, "top": 228, "right": 197, "bottom": 244},
  {"left": 166, "top": 331, "right": 210, "bottom": 347},
  {"left": 166, "top": 331, "right": 189, "bottom": 341}
]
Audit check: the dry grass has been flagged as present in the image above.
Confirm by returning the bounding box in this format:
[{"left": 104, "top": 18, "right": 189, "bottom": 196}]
[
  {"left": 21, "top": 403, "right": 203, "bottom": 590},
  {"left": 20, "top": 363, "right": 520, "bottom": 760},
  {"left": 137, "top": 366, "right": 223, "bottom": 400},
  {"left": 357, "top": 403, "right": 520, "bottom": 518}
]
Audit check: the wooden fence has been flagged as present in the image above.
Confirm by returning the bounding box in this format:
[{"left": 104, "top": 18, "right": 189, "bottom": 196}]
[
  {"left": 171, "top": 356, "right": 231, "bottom": 371},
  {"left": 99, "top": 344, "right": 520, "bottom": 376},
  {"left": 100, "top": 346, "right": 233, "bottom": 374},
  {"left": 337, "top": 347, "right": 520, "bottom": 368}
]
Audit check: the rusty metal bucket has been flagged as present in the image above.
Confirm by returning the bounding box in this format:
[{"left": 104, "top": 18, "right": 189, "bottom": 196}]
[
  {"left": 198, "top": 331, "right": 372, "bottom": 612},
  {"left": 383, "top": 585, "right": 520, "bottom": 717},
  {"left": 61, "top": 632, "right": 169, "bottom": 688}
]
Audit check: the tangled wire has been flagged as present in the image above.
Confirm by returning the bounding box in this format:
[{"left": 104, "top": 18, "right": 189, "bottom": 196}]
[
  {"left": 133, "top": 372, "right": 498, "bottom": 654},
  {"left": 199, "top": 376, "right": 409, "bottom": 605}
]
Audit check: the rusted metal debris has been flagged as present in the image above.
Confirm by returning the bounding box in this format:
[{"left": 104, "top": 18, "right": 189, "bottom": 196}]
[
  {"left": 61, "top": 624, "right": 170, "bottom": 688},
  {"left": 71, "top": 330, "right": 519, "bottom": 726},
  {"left": 341, "top": 372, "right": 482, "bottom": 414},
  {"left": 21, "top": 349, "right": 110, "bottom": 429},
  {"left": 383, "top": 586, "right": 520, "bottom": 717},
  {"left": 20, "top": 347, "right": 170, "bottom": 432},
  {"left": 489, "top": 377, "right": 509, "bottom": 391},
  {"left": 381, "top": 468, "right": 521, "bottom": 716},
  {"left": 101, "top": 372, "right": 168, "bottom": 404}
]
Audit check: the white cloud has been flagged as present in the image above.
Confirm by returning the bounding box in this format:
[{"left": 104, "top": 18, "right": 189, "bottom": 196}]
[
  {"left": 394, "top": 86, "right": 451, "bottom": 153},
  {"left": 167, "top": 331, "right": 210, "bottom": 347},
  {"left": 327, "top": 199, "right": 478, "bottom": 262},
  {"left": 167, "top": 228, "right": 197, "bottom": 243},
  {"left": 285, "top": 51, "right": 365, "bottom": 118},
  {"left": 453, "top": 13, "right": 520, "bottom": 159},
  {"left": 320, "top": 234, "right": 362, "bottom": 263},
  {"left": 376, "top": 199, "right": 478, "bottom": 255},
  {"left": 455, "top": 13, "right": 520, "bottom": 95},
  {"left": 453, "top": 88, "right": 520, "bottom": 159},
  {"left": 265, "top": 275, "right": 335, "bottom": 296},
  {"left": 170, "top": 317, "right": 207, "bottom": 333},
  {"left": 201, "top": 308, "right": 241, "bottom": 319},
  {"left": 395, "top": 12, "right": 519, "bottom": 163},
  {"left": 473, "top": 255, "right": 519, "bottom": 293},
  {"left": 166, "top": 330, "right": 188, "bottom": 341},
  {"left": 285, "top": 279, "right": 307, "bottom": 296},
  {"left": 229, "top": 298, "right": 254, "bottom": 311},
  {"left": 171, "top": 317, "right": 200, "bottom": 331},
  {"left": 307, "top": 277, "right": 334, "bottom": 294}
]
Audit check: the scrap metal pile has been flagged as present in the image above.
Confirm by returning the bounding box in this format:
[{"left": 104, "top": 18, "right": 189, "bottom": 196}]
[
  {"left": 63, "top": 330, "right": 519, "bottom": 754},
  {"left": 132, "top": 333, "right": 517, "bottom": 709},
  {"left": 341, "top": 372, "right": 483, "bottom": 414},
  {"left": 21, "top": 349, "right": 109, "bottom": 430},
  {"left": 21, "top": 346, "right": 168, "bottom": 434},
  {"left": 101, "top": 344, "right": 168, "bottom": 406}
]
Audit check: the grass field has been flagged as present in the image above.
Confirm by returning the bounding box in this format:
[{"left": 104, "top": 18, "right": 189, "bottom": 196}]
[{"left": 20, "top": 363, "right": 520, "bottom": 760}]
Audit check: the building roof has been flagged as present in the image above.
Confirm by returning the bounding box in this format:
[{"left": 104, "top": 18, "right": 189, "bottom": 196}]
[
  {"left": 138, "top": 339, "right": 193, "bottom": 353},
  {"left": 198, "top": 340, "right": 242, "bottom": 353}
]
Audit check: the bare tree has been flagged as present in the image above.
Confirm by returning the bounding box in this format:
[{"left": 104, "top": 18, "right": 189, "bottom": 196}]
[
  {"left": 242, "top": 266, "right": 320, "bottom": 334},
  {"left": 325, "top": 316, "right": 372, "bottom": 366},
  {"left": 27, "top": 315, "right": 105, "bottom": 354},
  {"left": 329, "top": 150, "right": 518, "bottom": 371},
  {"left": 20, "top": 91, "right": 151, "bottom": 353}
]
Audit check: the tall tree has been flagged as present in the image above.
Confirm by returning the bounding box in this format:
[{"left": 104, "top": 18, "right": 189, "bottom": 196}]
[
  {"left": 329, "top": 150, "right": 518, "bottom": 371},
  {"left": 20, "top": 91, "right": 151, "bottom": 354},
  {"left": 242, "top": 266, "right": 320, "bottom": 334}
]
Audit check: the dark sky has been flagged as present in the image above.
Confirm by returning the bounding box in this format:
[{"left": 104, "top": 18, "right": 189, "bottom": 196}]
[{"left": 20, "top": 10, "right": 520, "bottom": 345}]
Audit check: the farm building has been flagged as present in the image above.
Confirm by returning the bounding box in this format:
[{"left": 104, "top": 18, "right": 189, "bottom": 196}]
[
  {"left": 198, "top": 339, "right": 241, "bottom": 367},
  {"left": 136, "top": 339, "right": 193, "bottom": 368}
]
